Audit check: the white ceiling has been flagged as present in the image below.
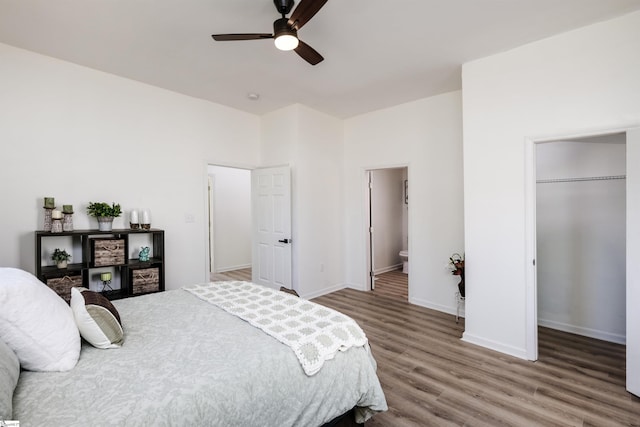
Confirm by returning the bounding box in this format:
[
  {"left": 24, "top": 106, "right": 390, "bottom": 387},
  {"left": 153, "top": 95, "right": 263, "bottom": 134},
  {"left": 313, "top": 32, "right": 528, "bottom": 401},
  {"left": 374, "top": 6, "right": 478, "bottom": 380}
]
[{"left": 1, "top": 0, "right": 639, "bottom": 118}]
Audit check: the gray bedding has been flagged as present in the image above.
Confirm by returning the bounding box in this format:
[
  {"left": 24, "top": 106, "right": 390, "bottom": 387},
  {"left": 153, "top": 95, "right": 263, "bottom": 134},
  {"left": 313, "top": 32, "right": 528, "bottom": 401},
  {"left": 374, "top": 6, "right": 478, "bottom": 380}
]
[{"left": 13, "top": 288, "right": 387, "bottom": 426}]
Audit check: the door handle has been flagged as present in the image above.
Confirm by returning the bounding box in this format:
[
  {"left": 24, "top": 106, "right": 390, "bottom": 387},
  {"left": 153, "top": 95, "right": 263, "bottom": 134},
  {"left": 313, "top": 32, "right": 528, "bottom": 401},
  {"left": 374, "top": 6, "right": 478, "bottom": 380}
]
[{"left": 278, "top": 238, "right": 291, "bottom": 244}]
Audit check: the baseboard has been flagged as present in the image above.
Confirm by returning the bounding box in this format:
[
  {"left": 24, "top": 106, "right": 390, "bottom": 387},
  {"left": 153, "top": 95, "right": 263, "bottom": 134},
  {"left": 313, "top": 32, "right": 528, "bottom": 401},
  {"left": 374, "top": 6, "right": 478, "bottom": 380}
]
[
  {"left": 302, "top": 283, "right": 348, "bottom": 300},
  {"left": 374, "top": 264, "right": 402, "bottom": 275},
  {"left": 409, "top": 296, "right": 461, "bottom": 318},
  {"left": 537, "top": 318, "right": 626, "bottom": 345},
  {"left": 409, "top": 296, "right": 526, "bottom": 360},
  {"left": 216, "top": 263, "right": 251, "bottom": 273},
  {"left": 461, "top": 332, "right": 528, "bottom": 360}
]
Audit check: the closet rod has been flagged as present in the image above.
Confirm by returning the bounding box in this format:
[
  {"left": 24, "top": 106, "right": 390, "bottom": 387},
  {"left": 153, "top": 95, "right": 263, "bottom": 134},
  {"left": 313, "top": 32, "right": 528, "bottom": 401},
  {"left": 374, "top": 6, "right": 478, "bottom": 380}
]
[{"left": 536, "top": 175, "right": 626, "bottom": 184}]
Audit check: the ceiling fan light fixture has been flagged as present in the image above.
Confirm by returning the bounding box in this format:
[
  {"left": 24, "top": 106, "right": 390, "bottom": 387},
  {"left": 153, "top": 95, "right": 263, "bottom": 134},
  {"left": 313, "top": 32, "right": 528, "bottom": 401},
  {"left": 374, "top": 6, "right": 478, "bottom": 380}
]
[
  {"left": 211, "top": 0, "right": 326, "bottom": 65},
  {"left": 273, "top": 17, "right": 298, "bottom": 51},
  {"left": 274, "top": 34, "right": 299, "bottom": 51}
]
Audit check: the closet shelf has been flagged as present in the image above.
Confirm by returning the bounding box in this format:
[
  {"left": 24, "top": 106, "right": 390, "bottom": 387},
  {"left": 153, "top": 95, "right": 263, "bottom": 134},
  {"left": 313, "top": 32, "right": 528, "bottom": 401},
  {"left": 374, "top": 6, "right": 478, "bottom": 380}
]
[{"left": 536, "top": 175, "right": 626, "bottom": 184}]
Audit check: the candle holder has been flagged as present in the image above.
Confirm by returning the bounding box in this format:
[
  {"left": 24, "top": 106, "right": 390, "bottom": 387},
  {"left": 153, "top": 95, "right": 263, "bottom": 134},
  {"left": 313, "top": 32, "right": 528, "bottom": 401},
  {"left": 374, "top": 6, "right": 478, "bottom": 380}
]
[
  {"left": 63, "top": 212, "right": 74, "bottom": 232},
  {"left": 43, "top": 207, "right": 54, "bottom": 232},
  {"left": 100, "top": 272, "right": 113, "bottom": 292},
  {"left": 51, "top": 218, "right": 63, "bottom": 233}
]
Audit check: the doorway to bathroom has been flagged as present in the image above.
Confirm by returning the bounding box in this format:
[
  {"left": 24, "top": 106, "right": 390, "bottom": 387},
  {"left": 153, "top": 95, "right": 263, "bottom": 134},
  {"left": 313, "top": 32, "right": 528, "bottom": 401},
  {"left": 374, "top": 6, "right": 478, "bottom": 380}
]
[{"left": 366, "top": 167, "right": 409, "bottom": 301}]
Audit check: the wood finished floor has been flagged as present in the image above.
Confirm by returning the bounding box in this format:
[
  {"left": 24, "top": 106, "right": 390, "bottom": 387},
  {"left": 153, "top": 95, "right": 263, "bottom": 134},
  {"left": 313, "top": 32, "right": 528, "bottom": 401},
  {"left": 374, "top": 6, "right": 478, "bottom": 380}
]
[
  {"left": 313, "top": 289, "right": 640, "bottom": 427},
  {"left": 213, "top": 268, "right": 639, "bottom": 425},
  {"left": 373, "top": 269, "right": 408, "bottom": 301},
  {"left": 211, "top": 267, "right": 252, "bottom": 282}
]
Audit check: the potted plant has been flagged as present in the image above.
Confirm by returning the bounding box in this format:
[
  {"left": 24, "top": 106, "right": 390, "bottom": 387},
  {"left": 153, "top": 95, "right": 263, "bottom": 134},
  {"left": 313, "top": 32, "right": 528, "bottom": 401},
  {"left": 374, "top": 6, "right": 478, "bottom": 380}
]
[
  {"left": 87, "top": 202, "right": 122, "bottom": 231},
  {"left": 51, "top": 248, "right": 72, "bottom": 269}
]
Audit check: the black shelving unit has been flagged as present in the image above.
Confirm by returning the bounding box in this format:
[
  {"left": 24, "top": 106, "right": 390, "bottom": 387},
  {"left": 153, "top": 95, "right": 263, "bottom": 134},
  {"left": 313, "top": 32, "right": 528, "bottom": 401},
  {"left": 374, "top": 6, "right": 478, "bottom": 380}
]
[{"left": 35, "top": 228, "right": 165, "bottom": 301}]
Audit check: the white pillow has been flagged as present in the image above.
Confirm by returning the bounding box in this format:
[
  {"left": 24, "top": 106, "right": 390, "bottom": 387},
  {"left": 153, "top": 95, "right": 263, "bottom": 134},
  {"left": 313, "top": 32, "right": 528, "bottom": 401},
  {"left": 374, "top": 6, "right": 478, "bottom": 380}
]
[
  {"left": 71, "top": 287, "right": 124, "bottom": 349},
  {"left": 0, "top": 338, "right": 20, "bottom": 420},
  {"left": 0, "top": 268, "right": 80, "bottom": 371}
]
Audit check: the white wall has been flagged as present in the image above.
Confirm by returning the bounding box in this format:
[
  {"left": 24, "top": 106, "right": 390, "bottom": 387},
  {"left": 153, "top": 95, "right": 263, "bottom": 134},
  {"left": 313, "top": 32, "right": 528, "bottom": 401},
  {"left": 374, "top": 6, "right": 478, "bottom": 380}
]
[
  {"left": 536, "top": 139, "right": 626, "bottom": 343},
  {"left": 0, "top": 43, "right": 260, "bottom": 290},
  {"left": 462, "top": 11, "right": 640, "bottom": 358},
  {"left": 260, "top": 104, "right": 344, "bottom": 298},
  {"left": 208, "top": 165, "right": 251, "bottom": 272},
  {"left": 344, "top": 92, "right": 464, "bottom": 314},
  {"left": 371, "top": 168, "right": 405, "bottom": 273}
]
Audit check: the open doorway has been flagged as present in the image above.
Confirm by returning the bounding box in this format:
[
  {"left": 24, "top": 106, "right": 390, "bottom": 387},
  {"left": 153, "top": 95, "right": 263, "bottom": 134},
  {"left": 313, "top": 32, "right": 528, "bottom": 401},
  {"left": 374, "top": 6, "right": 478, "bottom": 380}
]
[
  {"left": 207, "top": 165, "right": 252, "bottom": 281},
  {"left": 366, "top": 167, "right": 409, "bottom": 301}
]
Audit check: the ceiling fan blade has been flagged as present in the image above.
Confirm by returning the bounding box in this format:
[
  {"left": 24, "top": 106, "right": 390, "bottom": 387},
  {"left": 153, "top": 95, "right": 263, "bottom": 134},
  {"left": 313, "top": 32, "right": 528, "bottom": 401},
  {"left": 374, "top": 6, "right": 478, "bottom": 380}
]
[
  {"left": 288, "top": 0, "right": 328, "bottom": 30},
  {"left": 294, "top": 40, "right": 323, "bottom": 65},
  {"left": 211, "top": 33, "right": 273, "bottom": 41}
]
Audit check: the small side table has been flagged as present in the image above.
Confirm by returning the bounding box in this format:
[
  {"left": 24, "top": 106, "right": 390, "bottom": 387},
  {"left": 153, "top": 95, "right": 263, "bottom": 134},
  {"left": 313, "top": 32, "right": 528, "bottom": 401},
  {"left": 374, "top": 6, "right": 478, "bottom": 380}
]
[{"left": 455, "top": 291, "right": 465, "bottom": 323}]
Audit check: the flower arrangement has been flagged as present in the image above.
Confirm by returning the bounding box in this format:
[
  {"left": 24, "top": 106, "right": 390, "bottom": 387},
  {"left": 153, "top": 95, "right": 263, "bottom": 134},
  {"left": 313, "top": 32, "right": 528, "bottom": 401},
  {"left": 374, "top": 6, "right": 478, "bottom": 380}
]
[{"left": 448, "top": 252, "right": 465, "bottom": 297}]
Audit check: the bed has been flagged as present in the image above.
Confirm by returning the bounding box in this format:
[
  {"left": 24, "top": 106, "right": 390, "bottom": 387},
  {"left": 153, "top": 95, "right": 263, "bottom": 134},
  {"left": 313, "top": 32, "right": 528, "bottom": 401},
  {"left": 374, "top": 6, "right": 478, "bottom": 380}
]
[{"left": 0, "top": 268, "right": 387, "bottom": 426}]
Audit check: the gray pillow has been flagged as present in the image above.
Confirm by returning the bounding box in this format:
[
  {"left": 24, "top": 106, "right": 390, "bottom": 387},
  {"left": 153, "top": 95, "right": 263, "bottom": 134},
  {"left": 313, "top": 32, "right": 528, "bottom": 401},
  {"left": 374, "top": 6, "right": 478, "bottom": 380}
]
[{"left": 0, "top": 338, "right": 20, "bottom": 420}]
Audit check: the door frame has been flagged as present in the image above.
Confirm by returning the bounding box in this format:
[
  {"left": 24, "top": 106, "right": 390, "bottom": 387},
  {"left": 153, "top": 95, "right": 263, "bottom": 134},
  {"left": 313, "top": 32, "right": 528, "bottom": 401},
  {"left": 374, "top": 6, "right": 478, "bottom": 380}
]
[
  {"left": 524, "top": 125, "right": 639, "bottom": 396},
  {"left": 203, "top": 162, "right": 255, "bottom": 281},
  {"left": 364, "top": 164, "right": 410, "bottom": 294}
]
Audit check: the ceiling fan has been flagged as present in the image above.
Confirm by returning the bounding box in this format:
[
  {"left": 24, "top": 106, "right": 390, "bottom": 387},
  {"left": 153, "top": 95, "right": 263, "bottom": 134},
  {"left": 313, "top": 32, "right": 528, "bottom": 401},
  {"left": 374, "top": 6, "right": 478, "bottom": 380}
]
[{"left": 211, "top": 0, "right": 328, "bottom": 65}]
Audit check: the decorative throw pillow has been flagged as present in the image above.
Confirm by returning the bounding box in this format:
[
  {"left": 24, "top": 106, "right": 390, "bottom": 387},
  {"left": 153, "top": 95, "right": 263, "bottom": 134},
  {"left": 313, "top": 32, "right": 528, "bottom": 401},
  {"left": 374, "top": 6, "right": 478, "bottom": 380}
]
[
  {"left": 70, "top": 287, "right": 124, "bottom": 349},
  {"left": 0, "top": 338, "right": 20, "bottom": 420},
  {"left": 0, "top": 268, "right": 80, "bottom": 372}
]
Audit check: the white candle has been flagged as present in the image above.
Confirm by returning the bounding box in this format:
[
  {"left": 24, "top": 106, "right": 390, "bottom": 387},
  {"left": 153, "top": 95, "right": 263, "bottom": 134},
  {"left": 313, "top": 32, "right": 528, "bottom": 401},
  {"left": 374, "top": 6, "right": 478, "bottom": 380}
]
[
  {"left": 51, "top": 209, "right": 62, "bottom": 219},
  {"left": 141, "top": 209, "right": 150, "bottom": 225},
  {"left": 130, "top": 210, "right": 139, "bottom": 224}
]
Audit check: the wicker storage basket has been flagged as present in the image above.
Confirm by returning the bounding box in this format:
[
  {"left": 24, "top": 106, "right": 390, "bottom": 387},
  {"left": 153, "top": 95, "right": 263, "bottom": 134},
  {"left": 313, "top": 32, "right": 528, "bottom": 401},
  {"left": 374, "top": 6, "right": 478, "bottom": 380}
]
[
  {"left": 91, "top": 238, "right": 126, "bottom": 267},
  {"left": 131, "top": 268, "right": 160, "bottom": 294},
  {"left": 47, "top": 274, "right": 83, "bottom": 302}
]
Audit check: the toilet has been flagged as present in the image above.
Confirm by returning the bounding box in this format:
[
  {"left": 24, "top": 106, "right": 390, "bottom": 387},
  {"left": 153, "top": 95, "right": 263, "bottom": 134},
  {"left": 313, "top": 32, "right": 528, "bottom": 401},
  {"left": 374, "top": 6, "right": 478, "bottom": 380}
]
[{"left": 399, "top": 250, "right": 409, "bottom": 274}]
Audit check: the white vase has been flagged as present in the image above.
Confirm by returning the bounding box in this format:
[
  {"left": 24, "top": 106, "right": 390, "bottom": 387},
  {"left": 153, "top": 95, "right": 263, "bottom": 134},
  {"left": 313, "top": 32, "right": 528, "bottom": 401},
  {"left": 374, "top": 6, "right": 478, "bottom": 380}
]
[
  {"left": 56, "top": 260, "right": 68, "bottom": 269},
  {"left": 97, "top": 216, "right": 114, "bottom": 231}
]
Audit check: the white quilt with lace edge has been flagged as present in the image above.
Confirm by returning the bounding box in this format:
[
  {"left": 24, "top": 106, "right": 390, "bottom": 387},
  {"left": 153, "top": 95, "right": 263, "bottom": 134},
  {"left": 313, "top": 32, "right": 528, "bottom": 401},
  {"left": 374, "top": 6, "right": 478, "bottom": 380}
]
[{"left": 183, "top": 281, "right": 368, "bottom": 376}]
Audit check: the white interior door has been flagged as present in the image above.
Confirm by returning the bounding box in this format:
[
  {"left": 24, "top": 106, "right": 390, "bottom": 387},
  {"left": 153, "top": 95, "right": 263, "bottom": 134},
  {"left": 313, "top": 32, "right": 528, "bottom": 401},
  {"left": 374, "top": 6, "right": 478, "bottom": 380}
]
[
  {"left": 251, "top": 166, "right": 292, "bottom": 289},
  {"left": 368, "top": 171, "right": 376, "bottom": 290},
  {"left": 627, "top": 129, "right": 640, "bottom": 397}
]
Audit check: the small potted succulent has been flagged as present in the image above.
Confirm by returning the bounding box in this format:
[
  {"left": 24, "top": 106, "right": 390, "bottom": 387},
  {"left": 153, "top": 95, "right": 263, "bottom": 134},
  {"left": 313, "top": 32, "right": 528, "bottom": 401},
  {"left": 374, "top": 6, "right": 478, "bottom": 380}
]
[
  {"left": 87, "top": 202, "right": 122, "bottom": 231},
  {"left": 51, "top": 248, "right": 72, "bottom": 269}
]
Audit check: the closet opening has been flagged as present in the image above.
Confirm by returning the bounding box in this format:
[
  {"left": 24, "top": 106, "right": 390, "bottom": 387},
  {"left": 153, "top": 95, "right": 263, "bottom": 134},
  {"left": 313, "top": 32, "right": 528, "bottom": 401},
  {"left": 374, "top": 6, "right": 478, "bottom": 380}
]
[
  {"left": 534, "top": 132, "right": 627, "bottom": 386},
  {"left": 365, "top": 166, "right": 409, "bottom": 301}
]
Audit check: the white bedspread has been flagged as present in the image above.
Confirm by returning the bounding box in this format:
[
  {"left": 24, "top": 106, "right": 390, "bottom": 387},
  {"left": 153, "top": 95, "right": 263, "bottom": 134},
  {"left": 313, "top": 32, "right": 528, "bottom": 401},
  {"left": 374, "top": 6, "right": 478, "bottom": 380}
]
[{"left": 184, "top": 281, "right": 368, "bottom": 376}]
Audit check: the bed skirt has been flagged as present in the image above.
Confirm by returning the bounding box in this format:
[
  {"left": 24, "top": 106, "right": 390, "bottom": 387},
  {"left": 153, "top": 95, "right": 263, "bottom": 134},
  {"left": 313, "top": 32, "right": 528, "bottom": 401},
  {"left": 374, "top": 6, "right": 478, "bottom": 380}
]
[{"left": 322, "top": 408, "right": 363, "bottom": 427}]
